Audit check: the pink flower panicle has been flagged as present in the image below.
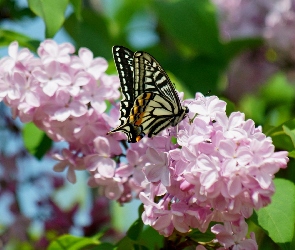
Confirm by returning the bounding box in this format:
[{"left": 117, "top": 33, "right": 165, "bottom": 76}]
[
  {"left": 137, "top": 93, "right": 288, "bottom": 242},
  {"left": 0, "top": 40, "right": 121, "bottom": 184},
  {"left": 212, "top": 0, "right": 295, "bottom": 63}
]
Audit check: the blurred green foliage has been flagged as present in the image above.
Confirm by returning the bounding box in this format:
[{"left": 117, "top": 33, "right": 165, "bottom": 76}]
[{"left": 0, "top": 0, "right": 263, "bottom": 96}]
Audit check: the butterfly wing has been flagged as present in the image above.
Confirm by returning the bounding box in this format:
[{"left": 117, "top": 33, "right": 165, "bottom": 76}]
[
  {"left": 130, "top": 92, "right": 188, "bottom": 140},
  {"left": 112, "top": 46, "right": 135, "bottom": 126},
  {"left": 108, "top": 46, "right": 143, "bottom": 142},
  {"left": 133, "top": 51, "right": 182, "bottom": 108},
  {"left": 131, "top": 51, "right": 188, "bottom": 138}
]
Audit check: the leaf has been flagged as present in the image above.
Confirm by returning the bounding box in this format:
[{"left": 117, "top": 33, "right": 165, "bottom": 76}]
[
  {"left": 28, "top": 0, "right": 69, "bottom": 38},
  {"left": 153, "top": 0, "right": 221, "bottom": 56},
  {"left": 140, "top": 226, "right": 164, "bottom": 249},
  {"left": 239, "top": 95, "right": 266, "bottom": 124},
  {"left": 112, "top": 0, "right": 146, "bottom": 35},
  {"left": 165, "top": 54, "right": 222, "bottom": 95},
  {"left": 261, "top": 73, "right": 295, "bottom": 107},
  {"left": 70, "top": 0, "right": 82, "bottom": 20},
  {"left": 48, "top": 235, "right": 100, "bottom": 250},
  {"left": 188, "top": 228, "right": 215, "bottom": 243},
  {"left": 0, "top": 29, "right": 40, "bottom": 51},
  {"left": 288, "top": 150, "right": 295, "bottom": 159},
  {"left": 266, "top": 119, "right": 295, "bottom": 151},
  {"left": 22, "top": 123, "right": 52, "bottom": 160},
  {"left": 223, "top": 37, "right": 263, "bottom": 60},
  {"left": 127, "top": 218, "right": 144, "bottom": 241},
  {"left": 283, "top": 125, "right": 295, "bottom": 149},
  {"left": 95, "top": 242, "right": 115, "bottom": 250},
  {"left": 116, "top": 236, "right": 135, "bottom": 250},
  {"left": 64, "top": 9, "right": 113, "bottom": 59},
  {"left": 256, "top": 179, "right": 295, "bottom": 245}
]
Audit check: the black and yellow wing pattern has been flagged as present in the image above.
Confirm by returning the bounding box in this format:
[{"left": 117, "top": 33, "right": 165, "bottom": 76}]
[{"left": 108, "top": 46, "right": 189, "bottom": 143}]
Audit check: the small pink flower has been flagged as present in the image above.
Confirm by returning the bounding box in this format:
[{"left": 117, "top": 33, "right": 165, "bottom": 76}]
[
  {"left": 52, "top": 149, "right": 84, "bottom": 184},
  {"left": 71, "top": 48, "right": 108, "bottom": 80},
  {"left": 79, "top": 80, "right": 107, "bottom": 113},
  {"left": 0, "top": 41, "right": 34, "bottom": 73},
  {"left": 211, "top": 219, "right": 258, "bottom": 250},
  {"left": 33, "top": 61, "right": 71, "bottom": 97},
  {"left": 99, "top": 73, "right": 120, "bottom": 100},
  {"left": 38, "top": 39, "right": 75, "bottom": 64},
  {"left": 144, "top": 148, "right": 170, "bottom": 187},
  {"left": 85, "top": 137, "right": 116, "bottom": 178},
  {"left": 46, "top": 90, "right": 87, "bottom": 121}
]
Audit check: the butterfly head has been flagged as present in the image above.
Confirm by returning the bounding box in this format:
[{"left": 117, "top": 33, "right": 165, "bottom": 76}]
[
  {"left": 184, "top": 106, "right": 189, "bottom": 114},
  {"left": 182, "top": 106, "right": 189, "bottom": 119}
]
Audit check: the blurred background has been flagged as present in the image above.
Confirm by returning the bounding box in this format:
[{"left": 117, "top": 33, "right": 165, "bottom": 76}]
[{"left": 0, "top": 0, "right": 295, "bottom": 249}]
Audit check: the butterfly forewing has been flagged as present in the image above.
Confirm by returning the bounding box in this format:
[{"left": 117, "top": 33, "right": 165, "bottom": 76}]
[
  {"left": 112, "top": 46, "right": 135, "bottom": 125},
  {"left": 134, "top": 51, "right": 181, "bottom": 107}
]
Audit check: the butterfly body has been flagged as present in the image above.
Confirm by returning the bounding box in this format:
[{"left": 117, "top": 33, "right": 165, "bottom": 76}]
[{"left": 108, "top": 46, "right": 189, "bottom": 143}]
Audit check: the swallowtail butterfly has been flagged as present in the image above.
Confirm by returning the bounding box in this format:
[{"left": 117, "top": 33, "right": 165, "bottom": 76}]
[{"left": 107, "top": 46, "right": 189, "bottom": 143}]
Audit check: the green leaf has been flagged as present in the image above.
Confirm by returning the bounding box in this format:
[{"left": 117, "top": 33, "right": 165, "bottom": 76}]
[
  {"left": 28, "top": 0, "right": 69, "bottom": 38},
  {"left": 22, "top": 123, "right": 52, "bottom": 160},
  {"left": 153, "top": 0, "right": 221, "bottom": 56},
  {"left": 261, "top": 73, "right": 295, "bottom": 107},
  {"left": 239, "top": 95, "right": 266, "bottom": 124},
  {"left": 223, "top": 37, "right": 263, "bottom": 60},
  {"left": 0, "top": 29, "right": 40, "bottom": 51},
  {"left": 116, "top": 236, "right": 135, "bottom": 250},
  {"left": 266, "top": 119, "right": 295, "bottom": 151},
  {"left": 256, "top": 179, "right": 295, "bottom": 245},
  {"left": 283, "top": 125, "right": 295, "bottom": 149},
  {"left": 127, "top": 218, "right": 144, "bottom": 241},
  {"left": 48, "top": 235, "right": 100, "bottom": 250},
  {"left": 112, "top": 0, "right": 146, "bottom": 36},
  {"left": 188, "top": 228, "right": 215, "bottom": 243},
  {"left": 70, "top": 0, "right": 82, "bottom": 20},
  {"left": 288, "top": 150, "right": 295, "bottom": 159},
  {"left": 140, "top": 226, "right": 164, "bottom": 249},
  {"left": 95, "top": 242, "right": 116, "bottom": 250},
  {"left": 165, "top": 54, "right": 222, "bottom": 95},
  {"left": 64, "top": 9, "right": 113, "bottom": 59}
]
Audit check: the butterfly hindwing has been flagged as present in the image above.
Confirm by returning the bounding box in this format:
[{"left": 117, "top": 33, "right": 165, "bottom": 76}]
[
  {"left": 131, "top": 92, "right": 188, "bottom": 139},
  {"left": 108, "top": 46, "right": 189, "bottom": 143}
]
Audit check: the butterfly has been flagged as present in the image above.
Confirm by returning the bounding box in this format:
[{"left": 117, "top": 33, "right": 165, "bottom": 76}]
[{"left": 107, "top": 46, "right": 189, "bottom": 143}]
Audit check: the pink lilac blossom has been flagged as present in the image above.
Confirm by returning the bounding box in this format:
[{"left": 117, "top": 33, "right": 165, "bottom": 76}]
[
  {"left": 137, "top": 93, "right": 288, "bottom": 240},
  {"left": 212, "top": 0, "right": 295, "bottom": 100},
  {"left": 264, "top": 0, "right": 295, "bottom": 63},
  {"left": 0, "top": 40, "right": 121, "bottom": 184},
  {"left": 212, "top": 218, "right": 258, "bottom": 250},
  {"left": 211, "top": 0, "right": 275, "bottom": 40},
  {"left": 212, "top": 0, "right": 292, "bottom": 42}
]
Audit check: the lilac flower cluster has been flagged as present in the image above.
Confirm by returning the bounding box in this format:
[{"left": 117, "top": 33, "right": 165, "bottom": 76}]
[
  {"left": 137, "top": 94, "right": 288, "bottom": 246},
  {"left": 212, "top": 0, "right": 295, "bottom": 65},
  {"left": 0, "top": 41, "right": 289, "bottom": 248},
  {"left": 212, "top": 0, "right": 295, "bottom": 101},
  {"left": 212, "top": 0, "right": 294, "bottom": 43},
  {"left": 0, "top": 40, "right": 121, "bottom": 184}
]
